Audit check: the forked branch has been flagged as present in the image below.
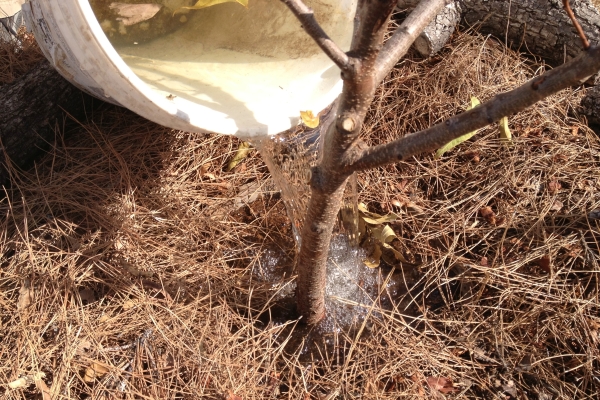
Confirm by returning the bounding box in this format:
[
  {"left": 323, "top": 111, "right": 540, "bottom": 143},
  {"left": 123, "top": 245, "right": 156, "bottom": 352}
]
[{"left": 348, "top": 46, "right": 600, "bottom": 172}]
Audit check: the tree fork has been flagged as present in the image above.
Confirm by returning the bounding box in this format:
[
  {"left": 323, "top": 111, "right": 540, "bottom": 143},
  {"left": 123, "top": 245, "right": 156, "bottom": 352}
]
[{"left": 282, "top": 0, "right": 600, "bottom": 325}]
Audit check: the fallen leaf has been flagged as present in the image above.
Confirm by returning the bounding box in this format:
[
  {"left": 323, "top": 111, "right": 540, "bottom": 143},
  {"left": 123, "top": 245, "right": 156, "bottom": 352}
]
[
  {"left": 17, "top": 279, "right": 34, "bottom": 310},
  {"left": 499, "top": 116, "right": 512, "bottom": 143},
  {"left": 35, "top": 377, "right": 52, "bottom": 400},
  {"left": 109, "top": 3, "right": 162, "bottom": 26},
  {"left": 409, "top": 374, "right": 426, "bottom": 397},
  {"left": 225, "top": 390, "right": 243, "bottom": 400},
  {"left": 227, "top": 141, "right": 252, "bottom": 171},
  {"left": 502, "top": 380, "right": 518, "bottom": 398},
  {"left": 175, "top": 0, "right": 247, "bottom": 14},
  {"left": 8, "top": 377, "right": 29, "bottom": 389},
  {"left": 83, "top": 362, "right": 109, "bottom": 383},
  {"left": 232, "top": 181, "right": 262, "bottom": 210},
  {"left": 300, "top": 110, "right": 320, "bottom": 128},
  {"left": 571, "top": 126, "right": 579, "bottom": 136},
  {"left": 200, "top": 163, "right": 211, "bottom": 177},
  {"left": 517, "top": 354, "right": 533, "bottom": 372},
  {"left": 122, "top": 299, "right": 136, "bottom": 310},
  {"left": 549, "top": 200, "right": 563, "bottom": 212},
  {"left": 547, "top": 179, "right": 562, "bottom": 194},
  {"left": 426, "top": 376, "right": 458, "bottom": 394},
  {"left": 79, "top": 287, "right": 96, "bottom": 304},
  {"left": 536, "top": 256, "right": 551, "bottom": 274},
  {"left": 357, "top": 203, "right": 399, "bottom": 224},
  {"left": 435, "top": 96, "right": 480, "bottom": 158},
  {"left": 479, "top": 206, "right": 497, "bottom": 225}
]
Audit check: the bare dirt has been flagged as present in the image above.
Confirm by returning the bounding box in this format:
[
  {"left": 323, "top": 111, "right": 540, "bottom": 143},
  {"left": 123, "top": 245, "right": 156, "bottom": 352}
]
[{"left": 1, "top": 27, "right": 599, "bottom": 399}]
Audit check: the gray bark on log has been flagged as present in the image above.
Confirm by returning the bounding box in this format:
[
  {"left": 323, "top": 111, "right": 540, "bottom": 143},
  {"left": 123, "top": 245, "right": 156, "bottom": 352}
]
[
  {"left": 397, "top": 0, "right": 461, "bottom": 57},
  {"left": 399, "top": 0, "right": 600, "bottom": 125},
  {"left": 459, "top": 0, "right": 600, "bottom": 66},
  {"left": 400, "top": 0, "right": 600, "bottom": 63},
  {"left": 0, "top": 59, "right": 96, "bottom": 185}
]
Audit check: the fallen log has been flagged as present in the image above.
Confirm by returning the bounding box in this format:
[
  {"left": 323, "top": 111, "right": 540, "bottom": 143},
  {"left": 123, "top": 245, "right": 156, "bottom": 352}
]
[
  {"left": 399, "top": 0, "right": 600, "bottom": 123},
  {"left": 399, "top": 0, "right": 600, "bottom": 63}
]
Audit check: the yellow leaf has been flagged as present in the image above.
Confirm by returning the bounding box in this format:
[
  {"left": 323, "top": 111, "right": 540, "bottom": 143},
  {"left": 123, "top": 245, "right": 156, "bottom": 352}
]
[
  {"left": 499, "top": 116, "right": 512, "bottom": 143},
  {"left": 435, "top": 96, "right": 481, "bottom": 159},
  {"left": 227, "top": 141, "right": 252, "bottom": 171},
  {"left": 175, "top": 0, "right": 248, "bottom": 14},
  {"left": 357, "top": 203, "right": 399, "bottom": 225},
  {"left": 381, "top": 241, "right": 410, "bottom": 265},
  {"left": 371, "top": 225, "right": 397, "bottom": 244},
  {"left": 300, "top": 110, "right": 320, "bottom": 128}
]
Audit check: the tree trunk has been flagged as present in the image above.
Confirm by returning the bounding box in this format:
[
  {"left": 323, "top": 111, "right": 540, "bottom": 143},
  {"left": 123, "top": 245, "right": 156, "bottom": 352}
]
[{"left": 0, "top": 59, "right": 97, "bottom": 185}]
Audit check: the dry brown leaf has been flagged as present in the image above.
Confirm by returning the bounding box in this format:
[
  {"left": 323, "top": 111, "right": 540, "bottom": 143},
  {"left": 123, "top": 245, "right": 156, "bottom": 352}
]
[
  {"left": 547, "top": 179, "right": 562, "bottom": 194},
  {"left": 109, "top": 3, "right": 162, "bottom": 26},
  {"left": 83, "top": 362, "right": 109, "bottom": 383},
  {"left": 17, "top": 279, "right": 33, "bottom": 310},
  {"left": 479, "top": 206, "right": 497, "bottom": 225},
  {"left": 78, "top": 287, "right": 96, "bottom": 304},
  {"left": 225, "top": 390, "right": 242, "bottom": 400},
  {"left": 35, "top": 377, "right": 52, "bottom": 400},
  {"left": 550, "top": 200, "right": 563, "bottom": 212},
  {"left": 122, "top": 299, "right": 136, "bottom": 310},
  {"left": 536, "top": 256, "right": 551, "bottom": 274},
  {"left": 200, "top": 162, "right": 211, "bottom": 176},
  {"left": 426, "top": 376, "right": 458, "bottom": 394}
]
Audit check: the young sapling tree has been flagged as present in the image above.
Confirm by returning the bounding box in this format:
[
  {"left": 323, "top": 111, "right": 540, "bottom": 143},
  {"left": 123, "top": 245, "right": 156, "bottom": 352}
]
[{"left": 279, "top": 0, "right": 600, "bottom": 324}]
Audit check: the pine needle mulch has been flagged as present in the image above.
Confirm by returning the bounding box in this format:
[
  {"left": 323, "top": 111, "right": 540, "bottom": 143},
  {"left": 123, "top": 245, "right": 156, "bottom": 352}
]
[{"left": 1, "top": 29, "right": 599, "bottom": 399}]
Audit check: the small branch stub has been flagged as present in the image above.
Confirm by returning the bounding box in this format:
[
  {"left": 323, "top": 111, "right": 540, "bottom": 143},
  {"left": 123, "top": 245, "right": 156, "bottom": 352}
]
[{"left": 341, "top": 116, "right": 356, "bottom": 132}]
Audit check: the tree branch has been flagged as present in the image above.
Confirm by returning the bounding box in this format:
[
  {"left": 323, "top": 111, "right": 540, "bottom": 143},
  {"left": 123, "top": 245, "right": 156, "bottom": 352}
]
[
  {"left": 349, "top": 46, "right": 600, "bottom": 172},
  {"left": 280, "top": 0, "right": 349, "bottom": 70},
  {"left": 375, "top": 0, "right": 447, "bottom": 84}
]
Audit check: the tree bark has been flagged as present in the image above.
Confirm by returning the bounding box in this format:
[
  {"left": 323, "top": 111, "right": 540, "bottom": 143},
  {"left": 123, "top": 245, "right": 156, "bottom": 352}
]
[
  {"left": 0, "top": 59, "right": 97, "bottom": 185},
  {"left": 400, "top": 0, "right": 600, "bottom": 63},
  {"left": 459, "top": 0, "right": 600, "bottom": 66}
]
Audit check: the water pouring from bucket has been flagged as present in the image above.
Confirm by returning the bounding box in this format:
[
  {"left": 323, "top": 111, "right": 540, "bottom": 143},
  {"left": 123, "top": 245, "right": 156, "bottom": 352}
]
[{"left": 23, "top": 0, "right": 357, "bottom": 137}]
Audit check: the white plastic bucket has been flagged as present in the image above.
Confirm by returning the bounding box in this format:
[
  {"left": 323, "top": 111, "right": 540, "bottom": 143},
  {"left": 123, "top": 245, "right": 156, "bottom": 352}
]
[{"left": 22, "top": 0, "right": 356, "bottom": 138}]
